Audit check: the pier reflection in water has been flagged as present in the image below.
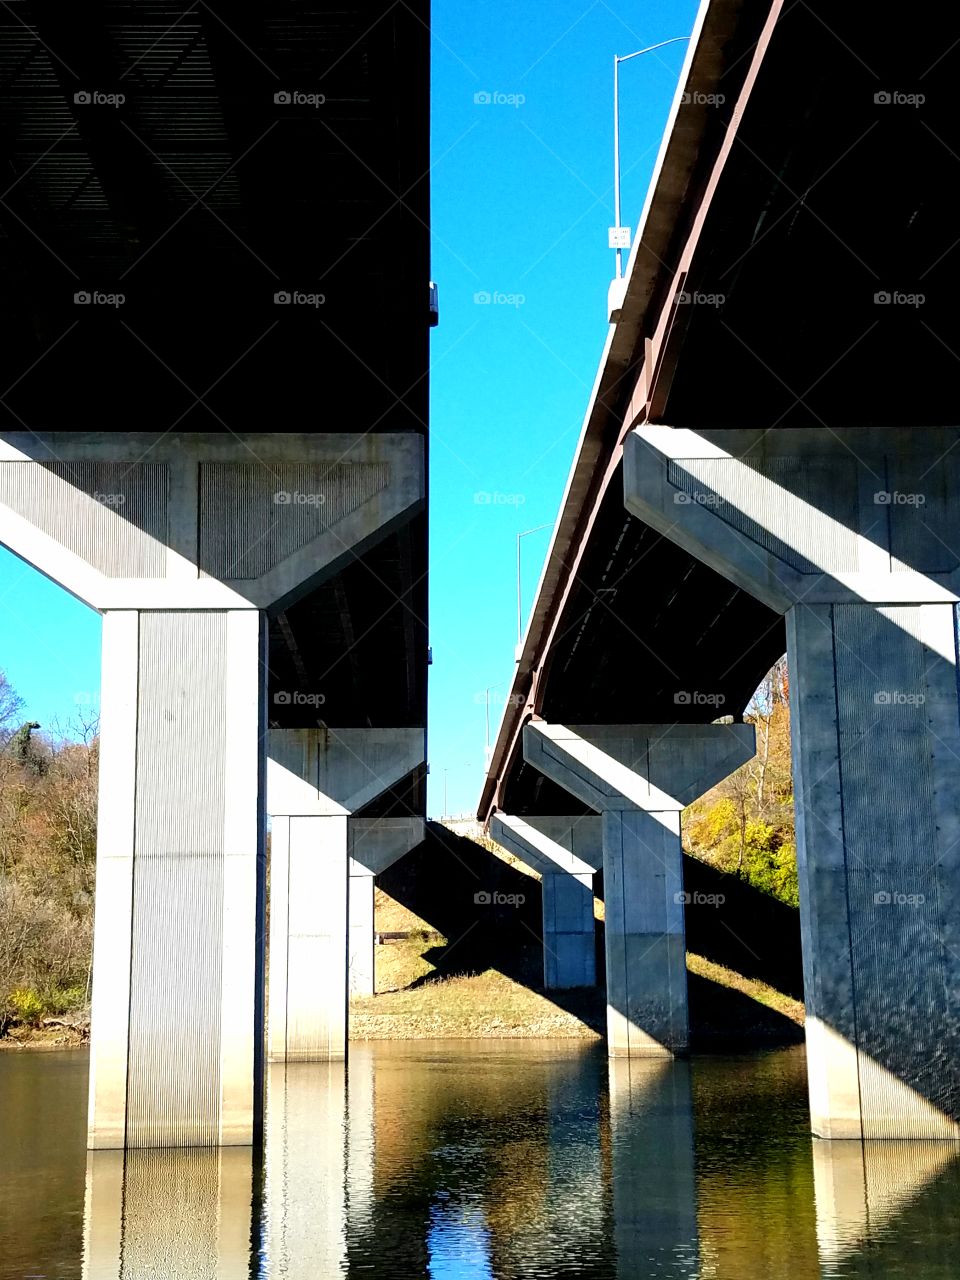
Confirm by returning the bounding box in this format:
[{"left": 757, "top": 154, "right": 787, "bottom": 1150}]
[{"left": 5, "top": 1043, "right": 960, "bottom": 1278}]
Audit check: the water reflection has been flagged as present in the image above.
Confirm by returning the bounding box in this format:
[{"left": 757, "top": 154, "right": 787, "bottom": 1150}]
[
  {"left": 812, "top": 1139, "right": 960, "bottom": 1278},
  {"left": 8, "top": 1044, "right": 960, "bottom": 1279},
  {"left": 84, "top": 1147, "right": 253, "bottom": 1278},
  {"left": 608, "top": 1059, "right": 698, "bottom": 1277}
]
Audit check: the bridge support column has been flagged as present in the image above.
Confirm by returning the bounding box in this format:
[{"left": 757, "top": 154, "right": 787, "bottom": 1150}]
[
  {"left": 524, "top": 722, "right": 754, "bottom": 1055},
  {"left": 349, "top": 816, "right": 425, "bottom": 996},
  {"left": 0, "top": 430, "right": 424, "bottom": 1148},
  {"left": 267, "top": 729, "right": 424, "bottom": 1060},
  {"left": 489, "top": 814, "right": 601, "bottom": 988},
  {"left": 626, "top": 425, "right": 960, "bottom": 1137}
]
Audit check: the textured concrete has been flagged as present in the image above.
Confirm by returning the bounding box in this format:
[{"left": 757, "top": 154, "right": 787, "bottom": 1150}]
[
  {"left": 267, "top": 730, "right": 424, "bottom": 1059},
  {"left": 625, "top": 425, "right": 960, "bottom": 1137},
  {"left": 87, "top": 609, "right": 265, "bottom": 1149},
  {"left": 490, "top": 813, "right": 600, "bottom": 988},
  {"left": 523, "top": 723, "right": 754, "bottom": 1055},
  {"left": 0, "top": 432, "right": 424, "bottom": 611},
  {"left": 0, "top": 430, "right": 424, "bottom": 1150},
  {"left": 608, "top": 1060, "right": 698, "bottom": 1276}
]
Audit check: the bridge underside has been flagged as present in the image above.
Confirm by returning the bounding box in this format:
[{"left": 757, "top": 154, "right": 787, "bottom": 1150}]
[
  {"left": 482, "top": 0, "right": 960, "bottom": 1140},
  {"left": 0, "top": 2, "right": 429, "bottom": 1148}
]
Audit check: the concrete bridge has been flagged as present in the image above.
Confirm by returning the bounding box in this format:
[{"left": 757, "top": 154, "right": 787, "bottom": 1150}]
[
  {"left": 480, "top": 0, "right": 960, "bottom": 1140},
  {"left": 0, "top": 1, "right": 429, "bottom": 1148}
]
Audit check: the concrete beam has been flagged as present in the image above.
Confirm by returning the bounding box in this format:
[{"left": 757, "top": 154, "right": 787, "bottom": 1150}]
[
  {"left": 0, "top": 431, "right": 424, "bottom": 612},
  {"left": 267, "top": 730, "right": 424, "bottom": 1060},
  {"left": 623, "top": 425, "right": 960, "bottom": 1138},
  {"left": 490, "top": 813, "right": 599, "bottom": 989},
  {"left": 523, "top": 722, "right": 754, "bottom": 1056}
]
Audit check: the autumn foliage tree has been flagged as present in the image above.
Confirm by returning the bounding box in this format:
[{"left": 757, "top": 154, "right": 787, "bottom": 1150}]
[
  {"left": 683, "top": 658, "right": 799, "bottom": 906},
  {"left": 0, "top": 670, "right": 98, "bottom": 1028}
]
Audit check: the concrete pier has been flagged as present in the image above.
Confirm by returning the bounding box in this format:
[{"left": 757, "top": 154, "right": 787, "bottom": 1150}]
[
  {"left": 523, "top": 722, "right": 754, "bottom": 1055},
  {"left": 267, "top": 728, "right": 424, "bottom": 1061},
  {"left": 489, "top": 814, "right": 601, "bottom": 988},
  {"left": 626, "top": 425, "right": 960, "bottom": 1137},
  {"left": 0, "top": 431, "right": 424, "bottom": 1148}
]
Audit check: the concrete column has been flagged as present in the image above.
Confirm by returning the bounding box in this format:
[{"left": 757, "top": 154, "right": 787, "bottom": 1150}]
[
  {"left": 625, "top": 425, "right": 960, "bottom": 1137},
  {"left": 88, "top": 608, "right": 265, "bottom": 1149},
  {"left": 348, "top": 816, "right": 425, "bottom": 996},
  {"left": 489, "top": 814, "right": 601, "bottom": 989},
  {"left": 608, "top": 1059, "right": 698, "bottom": 1277},
  {"left": 267, "top": 731, "right": 424, "bottom": 1059},
  {"left": 82, "top": 1148, "right": 253, "bottom": 1278},
  {"left": 0, "top": 430, "right": 424, "bottom": 1150},
  {"left": 269, "top": 815, "right": 349, "bottom": 1062},
  {"left": 524, "top": 722, "right": 754, "bottom": 1056}
]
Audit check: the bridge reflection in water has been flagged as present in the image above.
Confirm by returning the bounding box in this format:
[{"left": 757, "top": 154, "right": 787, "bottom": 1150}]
[{"left": 70, "top": 1043, "right": 960, "bottom": 1278}]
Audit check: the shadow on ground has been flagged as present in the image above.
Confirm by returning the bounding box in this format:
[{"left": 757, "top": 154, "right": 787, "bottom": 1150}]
[{"left": 376, "top": 821, "right": 803, "bottom": 1048}]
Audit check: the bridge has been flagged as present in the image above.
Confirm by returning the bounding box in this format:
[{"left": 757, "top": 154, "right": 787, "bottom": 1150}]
[
  {"left": 480, "top": 0, "right": 960, "bottom": 1141},
  {"left": 0, "top": 1, "right": 429, "bottom": 1148}
]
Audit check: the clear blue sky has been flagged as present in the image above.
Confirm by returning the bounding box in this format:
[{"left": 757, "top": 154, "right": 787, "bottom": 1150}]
[{"left": 0, "top": 0, "right": 698, "bottom": 810}]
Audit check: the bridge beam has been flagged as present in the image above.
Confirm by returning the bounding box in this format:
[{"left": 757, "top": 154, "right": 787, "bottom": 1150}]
[
  {"left": 523, "top": 722, "right": 754, "bottom": 1055},
  {"left": 625, "top": 425, "right": 960, "bottom": 1138},
  {"left": 489, "top": 813, "right": 601, "bottom": 989},
  {"left": 267, "top": 729, "right": 424, "bottom": 1061},
  {"left": 0, "top": 430, "right": 423, "bottom": 1149}
]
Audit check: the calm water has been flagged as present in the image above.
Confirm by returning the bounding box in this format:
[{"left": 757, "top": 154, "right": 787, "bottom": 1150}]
[{"left": 1, "top": 1042, "right": 959, "bottom": 1279}]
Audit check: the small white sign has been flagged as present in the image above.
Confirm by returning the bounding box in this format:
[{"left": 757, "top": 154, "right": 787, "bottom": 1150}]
[{"left": 608, "top": 226, "right": 631, "bottom": 249}]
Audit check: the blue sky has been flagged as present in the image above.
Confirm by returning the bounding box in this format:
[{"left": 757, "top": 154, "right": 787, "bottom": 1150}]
[{"left": 0, "top": 0, "right": 697, "bottom": 810}]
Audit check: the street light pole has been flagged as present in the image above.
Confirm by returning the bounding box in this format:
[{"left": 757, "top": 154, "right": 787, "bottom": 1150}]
[
  {"left": 516, "top": 522, "right": 553, "bottom": 658},
  {"left": 612, "top": 37, "right": 690, "bottom": 279}
]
